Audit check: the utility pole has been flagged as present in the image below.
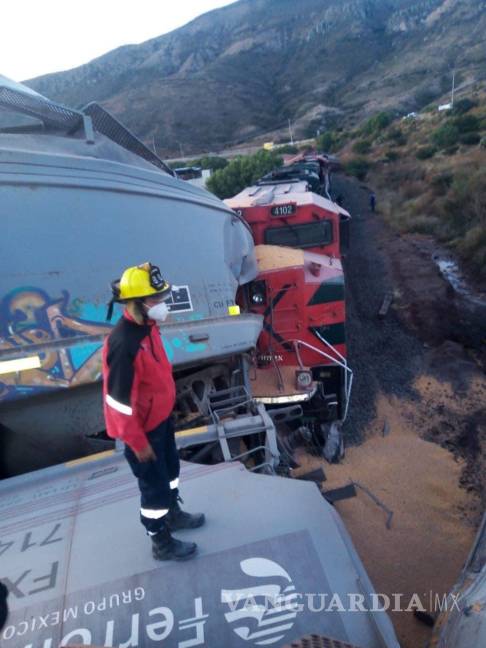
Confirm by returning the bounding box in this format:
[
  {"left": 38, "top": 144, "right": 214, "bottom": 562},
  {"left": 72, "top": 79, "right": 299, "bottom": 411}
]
[
  {"left": 288, "top": 118, "right": 294, "bottom": 145},
  {"left": 451, "top": 69, "right": 456, "bottom": 108},
  {"left": 152, "top": 136, "right": 156, "bottom": 154},
  {"left": 178, "top": 142, "right": 184, "bottom": 158}
]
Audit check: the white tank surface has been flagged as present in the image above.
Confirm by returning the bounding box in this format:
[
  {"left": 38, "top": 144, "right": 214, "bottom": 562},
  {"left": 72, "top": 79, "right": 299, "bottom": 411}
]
[{"left": 0, "top": 452, "right": 400, "bottom": 648}]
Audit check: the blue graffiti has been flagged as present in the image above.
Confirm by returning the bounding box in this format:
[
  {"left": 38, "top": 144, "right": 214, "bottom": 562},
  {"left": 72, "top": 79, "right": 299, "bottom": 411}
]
[
  {"left": 162, "top": 335, "right": 207, "bottom": 363},
  {"left": 0, "top": 287, "right": 113, "bottom": 402}
]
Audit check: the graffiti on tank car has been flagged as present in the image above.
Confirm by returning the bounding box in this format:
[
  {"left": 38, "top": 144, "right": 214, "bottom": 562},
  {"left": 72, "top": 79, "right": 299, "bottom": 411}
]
[
  {"left": 0, "top": 287, "right": 212, "bottom": 402},
  {"left": 162, "top": 334, "right": 207, "bottom": 364},
  {"left": 0, "top": 287, "right": 113, "bottom": 402}
]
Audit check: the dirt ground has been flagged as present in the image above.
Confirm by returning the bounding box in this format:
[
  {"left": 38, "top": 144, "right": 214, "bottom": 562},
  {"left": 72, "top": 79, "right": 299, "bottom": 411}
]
[
  {"left": 296, "top": 382, "right": 480, "bottom": 647},
  {"left": 302, "top": 174, "right": 486, "bottom": 647}
]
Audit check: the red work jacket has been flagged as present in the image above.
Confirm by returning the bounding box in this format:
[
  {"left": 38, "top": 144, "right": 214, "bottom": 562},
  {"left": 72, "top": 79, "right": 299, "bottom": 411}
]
[{"left": 102, "top": 310, "right": 176, "bottom": 452}]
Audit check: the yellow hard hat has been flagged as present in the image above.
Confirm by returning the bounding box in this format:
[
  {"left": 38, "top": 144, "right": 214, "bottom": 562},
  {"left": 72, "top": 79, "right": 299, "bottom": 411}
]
[{"left": 107, "top": 262, "right": 171, "bottom": 320}]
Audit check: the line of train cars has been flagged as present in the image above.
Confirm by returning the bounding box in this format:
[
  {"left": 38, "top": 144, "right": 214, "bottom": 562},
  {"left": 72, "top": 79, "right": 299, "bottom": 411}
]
[{"left": 225, "top": 152, "right": 352, "bottom": 463}]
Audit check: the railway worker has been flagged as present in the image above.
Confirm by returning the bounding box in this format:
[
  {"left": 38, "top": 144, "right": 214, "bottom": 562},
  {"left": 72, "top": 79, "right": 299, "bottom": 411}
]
[
  {"left": 103, "top": 262, "right": 204, "bottom": 561},
  {"left": 369, "top": 191, "right": 376, "bottom": 213}
]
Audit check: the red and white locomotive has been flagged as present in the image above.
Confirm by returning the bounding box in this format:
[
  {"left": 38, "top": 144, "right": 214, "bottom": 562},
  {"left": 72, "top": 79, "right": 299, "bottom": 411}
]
[{"left": 225, "top": 163, "right": 352, "bottom": 460}]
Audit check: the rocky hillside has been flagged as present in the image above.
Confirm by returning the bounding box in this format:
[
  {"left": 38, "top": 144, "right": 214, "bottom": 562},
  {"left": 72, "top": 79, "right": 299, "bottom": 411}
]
[
  {"left": 335, "top": 92, "right": 486, "bottom": 282},
  {"left": 26, "top": 0, "right": 486, "bottom": 155}
]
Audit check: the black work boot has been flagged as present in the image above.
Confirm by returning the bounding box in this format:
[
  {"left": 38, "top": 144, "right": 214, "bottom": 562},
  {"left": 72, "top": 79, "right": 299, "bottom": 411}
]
[
  {"left": 151, "top": 521, "right": 197, "bottom": 561},
  {"left": 167, "top": 492, "right": 206, "bottom": 531}
]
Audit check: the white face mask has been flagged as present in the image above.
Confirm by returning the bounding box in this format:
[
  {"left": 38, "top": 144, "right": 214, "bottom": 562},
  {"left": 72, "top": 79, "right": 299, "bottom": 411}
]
[{"left": 145, "top": 301, "right": 170, "bottom": 322}]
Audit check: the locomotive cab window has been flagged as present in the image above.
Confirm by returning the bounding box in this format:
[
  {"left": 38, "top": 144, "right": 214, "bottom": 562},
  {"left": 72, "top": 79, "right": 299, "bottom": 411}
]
[{"left": 264, "top": 220, "right": 333, "bottom": 249}]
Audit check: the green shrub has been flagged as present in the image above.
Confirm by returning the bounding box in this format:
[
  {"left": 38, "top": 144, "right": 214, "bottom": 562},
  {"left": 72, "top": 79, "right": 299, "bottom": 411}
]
[
  {"left": 481, "top": 137, "right": 486, "bottom": 149},
  {"left": 170, "top": 156, "right": 228, "bottom": 171},
  {"left": 455, "top": 225, "right": 486, "bottom": 277},
  {"left": 452, "top": 98, "right": 477, "bottom": 115},
  {"left": 385, "top": 150, "right": 400, "bottom": 161},
  {"left": 206, "top": 150, "right": 282, "bottom": 199},
  {"left": 416, "top": 146, "right": 436, "bottom": 160},
  {"left": 345, "top": 158, "right": 370, "bottom": 180},
  {"left": 460, "top": 132, "right": 481, "bottom": 146},
  {"left": 452, "top": 114, "right": 480, "bottom": 133},
  {"left": 431, "top": 123, "right": 460, "bottom": 148},
  {"left": 196, "top": 156, "right": 229, "bottom": 170},
  {"left": 361, "top": 112, "right": 393, "bottom": 137},
  {"left": 352, "top": 139, "right": 372, "bottom": 154},
  {"left": 441, "top": 169, "right": 486, "bottom": 255},
  {"left": 444, "top": 145, "right": 459, "bottom": 155},
  {"left": 457, "top": 225, "right": 486, "bottom": 253},
  {"left": 386, "top": 128, "right": 407, "bottom": 146},
  {"left": 316, "top": 131, "right": 342, "bottom": 153},
  {"left": 275, "top": 144, "right": 299, "bottom": 154}
]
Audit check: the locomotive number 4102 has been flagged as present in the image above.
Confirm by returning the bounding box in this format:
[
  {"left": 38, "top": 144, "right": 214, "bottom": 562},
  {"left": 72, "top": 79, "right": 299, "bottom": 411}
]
[{"left": 270, "top": 204, "right": 297, "bottom": 217}]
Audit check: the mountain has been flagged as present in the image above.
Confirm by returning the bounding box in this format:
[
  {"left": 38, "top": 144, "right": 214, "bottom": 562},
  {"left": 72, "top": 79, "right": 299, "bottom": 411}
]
[{"left": 26, "top": 0, "right": 486, "bottom": 156}]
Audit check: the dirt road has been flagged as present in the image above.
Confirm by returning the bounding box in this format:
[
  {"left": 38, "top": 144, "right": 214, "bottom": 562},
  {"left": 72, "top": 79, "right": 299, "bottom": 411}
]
[{"left": 298, "top": 174, "right": 486, "bottom": 647}]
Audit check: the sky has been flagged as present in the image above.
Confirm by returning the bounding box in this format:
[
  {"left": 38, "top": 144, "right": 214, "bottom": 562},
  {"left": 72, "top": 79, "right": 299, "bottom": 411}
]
[{"left": 1, "top": 0, "right": 236, "bottom": 81}]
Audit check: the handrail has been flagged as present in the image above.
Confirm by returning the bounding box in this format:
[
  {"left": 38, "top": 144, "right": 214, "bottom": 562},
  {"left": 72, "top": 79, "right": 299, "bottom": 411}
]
[
  {"left": 288, "top": 337, "right": 353, "bottom": 422},
  {"left": 312, "top": 327, "right": 347, "bottom": 364}
]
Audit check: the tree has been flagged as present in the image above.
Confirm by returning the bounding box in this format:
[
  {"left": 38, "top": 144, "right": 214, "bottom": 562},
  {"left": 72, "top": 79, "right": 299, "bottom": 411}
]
[
  {"left": 452, "top": 98, "right": 477, "bottom": 115},
  {"left": 316, "top": 131, "right": 341, "bottom": 153},
  {"left": 415, "top": 146, "right": 436, "bottom": 160},
  {"left": 452, "top": 114, "right": 480, "bottom": 134},
  {"left": 169, "top": 156, "right": 228, "bottom": 171},
  {"left": 207, "top": 150, "right": 283, "bottom": 199},
  {"left": 352, "top": 139, "right": 372, "bottom": 154},
  {"left": 275, "top": 144, "right": 299, "bottom": 154},
  {"left": 345, "top": 158, "right": 370, "bottom": 180},
  {"left": 361, "top": 112, "right": 393, "bottom": 137},
  {"left": 459, "top": 132, "right": 480, "bottom": 146},
  {"left": 431, "top": 123, "right": 460, "bottom": 149},
  {"left": 194, "top": 156, "right": 228, "bottom": 170}
]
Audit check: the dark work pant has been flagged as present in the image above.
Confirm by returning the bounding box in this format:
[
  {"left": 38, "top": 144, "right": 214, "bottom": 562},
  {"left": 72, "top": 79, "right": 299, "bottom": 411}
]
[{"left": 124, "top": 416, "right": 180, "bottom": 534}]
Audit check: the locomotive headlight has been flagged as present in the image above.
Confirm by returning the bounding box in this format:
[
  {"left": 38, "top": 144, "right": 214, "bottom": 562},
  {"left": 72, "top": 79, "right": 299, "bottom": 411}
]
[
  {"left": 296, "top": 370, "right": 313, "bottom": 390},
  {"left": 251, "top": 292, "right": 264, "bottom": 305},
  {"left": 249, "top": 281, "right": 266, "bottom": 306}
]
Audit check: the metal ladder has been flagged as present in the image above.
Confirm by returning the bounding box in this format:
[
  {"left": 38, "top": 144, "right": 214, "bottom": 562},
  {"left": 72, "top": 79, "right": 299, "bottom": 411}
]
[{"left": 208, "top": 386, "right": 280, "bottom": 473}]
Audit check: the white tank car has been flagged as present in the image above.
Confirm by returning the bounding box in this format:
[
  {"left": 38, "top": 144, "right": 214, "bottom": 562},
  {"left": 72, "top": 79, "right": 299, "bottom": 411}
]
[{"left": 0, "top": 78, "right": 263, "bottom": 475}]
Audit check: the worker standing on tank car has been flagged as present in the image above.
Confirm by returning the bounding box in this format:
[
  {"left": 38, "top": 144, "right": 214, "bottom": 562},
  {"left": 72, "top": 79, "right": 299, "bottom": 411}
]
[{"left": 102, "top": 262, "right": 204, "bottom": 561}]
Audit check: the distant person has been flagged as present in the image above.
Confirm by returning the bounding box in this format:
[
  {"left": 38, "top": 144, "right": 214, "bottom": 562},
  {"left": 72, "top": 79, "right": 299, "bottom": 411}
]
[
  {"left": 0, "top": 582, "right": 8, "bottom": 631},
  {"left": 103, "top": 262, "right": 204, "bottom": 561},
  {"left": 369, "top": 191, "right": 376, "bottom": 213}
]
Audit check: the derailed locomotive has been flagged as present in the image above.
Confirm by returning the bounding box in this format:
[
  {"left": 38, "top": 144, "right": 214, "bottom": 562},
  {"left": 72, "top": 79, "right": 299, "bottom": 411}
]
[{"left": 225, "top": 170, "right": 352, "bottom": 461}]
